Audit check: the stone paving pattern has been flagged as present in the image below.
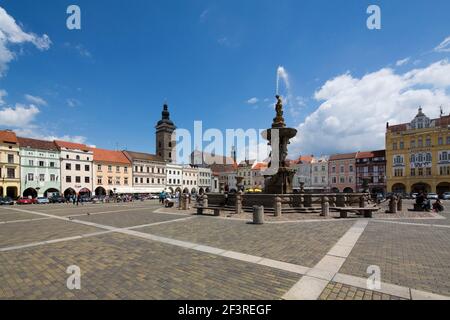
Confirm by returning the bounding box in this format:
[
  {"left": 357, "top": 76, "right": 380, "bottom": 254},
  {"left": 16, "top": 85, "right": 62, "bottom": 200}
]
[
  {"left": 138, "top": 217, "right": 354, "bottom": 267},
  {"left": 73, "top": 211, "right": 187, "bottom": 228},
  {"left": 0, "top": 218, "right": 102, "bottom": 248},
  {"left": 0, "top": 233, "right": 299, "bottom": 299},
  {"left": 319, "top": 282, "right": 405, "bottom": 300},
  {"left": 339, "top": 222, "right": 450, "bottom": 296}
]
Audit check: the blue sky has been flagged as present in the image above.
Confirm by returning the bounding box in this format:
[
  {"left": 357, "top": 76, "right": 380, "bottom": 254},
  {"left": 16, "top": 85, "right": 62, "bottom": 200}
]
[{"left": 1, "top": 0, "right": 450, "bottom": 160}]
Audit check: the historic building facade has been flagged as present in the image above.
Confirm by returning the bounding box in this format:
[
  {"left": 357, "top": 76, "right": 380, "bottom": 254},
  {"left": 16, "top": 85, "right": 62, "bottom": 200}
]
[
  {"left": 55, "top": 141, "right": 94, "bottom": 197},
  {"left": 123, "top": 151, "right": 166, "bottom": 194},
  {"left": 197, "top": 167, "right": 212, "bottom": 194},
  {"left": 0, "top": 130, "right": 20, "bottom": 198},
  {"left": 18, "top": 137, "right": 61, "bottom": 198},
  {"left": 165, "top": 163, "right": 183, "bottom": 194},
  {"left": 292, "top": 156, "right": 313, "bottom": 191},
  {"left": 386, "top": 108, "right": 450, "bottom": 194},
  {"left": 355, "top": 150, "right": 386, "bottom": 194},
  {"left": 93, "top": 148, "right": 132, "bottom": 195},
  {"left": 328, "top": 153, "right": 357, "bottom": 193},
  {"left": 311, "top": 156, "right": 329, "bottom": 192}
]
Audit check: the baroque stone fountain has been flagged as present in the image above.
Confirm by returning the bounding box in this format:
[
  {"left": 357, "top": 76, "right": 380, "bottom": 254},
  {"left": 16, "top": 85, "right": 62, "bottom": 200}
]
[{"left": 262, "top": 95, "right": 298, "bottom": 194}]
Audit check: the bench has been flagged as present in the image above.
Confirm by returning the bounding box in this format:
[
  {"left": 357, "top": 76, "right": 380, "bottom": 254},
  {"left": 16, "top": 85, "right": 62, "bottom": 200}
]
[{"left": 337, "top": 207, "right": 379, "bottom": 218}]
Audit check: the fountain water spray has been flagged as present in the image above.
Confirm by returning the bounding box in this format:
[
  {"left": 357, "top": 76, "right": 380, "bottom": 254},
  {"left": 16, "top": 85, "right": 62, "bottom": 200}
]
[{"left": 276, "top": 66, "right": 290, "bottom": 95}]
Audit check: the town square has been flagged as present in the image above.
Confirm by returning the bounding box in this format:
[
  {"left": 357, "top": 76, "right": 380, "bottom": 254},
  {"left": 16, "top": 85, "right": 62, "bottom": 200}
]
[{"left": 1, "top": 0, "right": 450, "bottom": 304}]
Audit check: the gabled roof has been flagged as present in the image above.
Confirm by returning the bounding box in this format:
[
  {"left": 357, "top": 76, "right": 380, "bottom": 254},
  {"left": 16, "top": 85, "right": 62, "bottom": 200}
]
[
  {"left": 17, "top": 137, "right": 58, "bottom": 151},
  {"left": 0, "top": 130, "right": 18, "bottom": 144},
  {"left": 123, "top": 150, "right": 164, "bottom": 162},
  {"left": 54, "top": 140, "right": 91, "bottom": 152},
  {"left": 251, "top": 162, "right": 268, "bottom": 171},
  {"left": 291, "top": 155, "right": 314, "bottom": 165},
  {"left": 92, "top": 148, "right": 131, "bottom": 165},
  {"left": 329, "top": 152, "right": 357, "bottom": 161}
]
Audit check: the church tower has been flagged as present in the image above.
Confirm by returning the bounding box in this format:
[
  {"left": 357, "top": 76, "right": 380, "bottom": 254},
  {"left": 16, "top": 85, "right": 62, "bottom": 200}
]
[{"left": 155, "top": 103, "right": 176, "bottom": 163}]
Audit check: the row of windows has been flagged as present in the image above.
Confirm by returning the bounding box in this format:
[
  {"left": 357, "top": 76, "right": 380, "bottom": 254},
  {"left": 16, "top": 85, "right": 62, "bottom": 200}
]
[
  {"left": 27, "top": 173, "right": 58, "bottom": 182},
  {"left": 331, "top": 176, "right": 354, "bottom": 184},
  {"left": 65, "top": 176, "right": 90, "bottom": 183},
  {"left": 440, "top": 166, "right": 450, "bottom": 176},
  {"left": 27, "top": 160, "right": 57, "bottom": 168},
  {"left": 97, "top": 165, "right": 128, "bottom": 173},
  {"left": 331, "top": 165, "right": 354, "bottom": 173},
  {"left": 134, "top": 177, "right": 165, "bottom": 184},
  {"left": 65, "top": 154, "right": 90, "bottom": 161},
  {"left": 392, "top": 136, "right": 450, "bottom": 150},
  {"left": 410, "top": 168, "right": 432, "bottom": 177},
  {"left": 357, "top": 177, "right": 384, "bottom": 184},
  {"left": 66, "top": 163, "right": 90, "bottom": 172},
  {"left": 134, "top": 166, "right": 164, "bottom": 174},
  {"left": 97, "top": 177, "right": 129, "bottom": 186},
  {"left": 410, "top": 153, "right": 432, "bottom": 163},
  {"left": 26, "top": 151, "right": 57, "bottom": 158}
]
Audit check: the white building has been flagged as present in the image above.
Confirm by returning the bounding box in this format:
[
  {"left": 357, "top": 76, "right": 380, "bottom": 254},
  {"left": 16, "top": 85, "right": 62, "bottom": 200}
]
[
  {"left": 292, "top": 156, "right": 313, "bottom": 191},
  {"left": 251, "top": 162, "right": 267, "bottom": 189},
  {"left": 166, "top": 163, "right": 183, "bottom": 194},
  {"left": 197, "top": 167, "right": 212, "bottom": 193},
  {"left": 55, "top": 140, "right": 94, "bottom": 197},
  {"left": 311, "top": 156, "right": 329, "bottom": 191},
  {"left": 182, "top": 165, "right": 198, "bottom": 194}
]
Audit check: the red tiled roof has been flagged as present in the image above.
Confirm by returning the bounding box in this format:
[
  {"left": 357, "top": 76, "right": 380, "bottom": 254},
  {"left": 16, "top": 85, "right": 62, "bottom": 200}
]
[
  {"left": 17, "top": 137, "right": 58, "bottom": 151},
  {"left": 92, "top": 148, "right": 131, "bottom": 165},
  {"left": 291, "top": 155, "right": 313, "bottom": 164},
  {"left": 329, "top": 152, "right": 357, "bottom": 161},
  {"left": 123, "top": 150, "right": 164, "bottom": 162},
  {"left": 0, "top": 130, "right": 18, "bottom": 144},
  {"left": 356, "top": 151, "right": 374, "bottom": 159},
  {"left": 54, "top": 140, "right": 90, "bottom": 151},
  {"left": 252, "top": 162, "right": 268, "bottom": 170}
]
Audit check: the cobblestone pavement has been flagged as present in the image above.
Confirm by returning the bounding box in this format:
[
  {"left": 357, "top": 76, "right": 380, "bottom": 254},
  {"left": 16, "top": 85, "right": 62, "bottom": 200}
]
[
  {"left": 137, "top": 217, "right": 354, "bottom": 267},
  {"left": 339, "top": 222, "right": 450, "bottom": 296},
  {"left": 0, "top": 233, "right": 299, "bottom": 300},
  {"left": 73, "top": 210, "right": 187, "bottom": 228},
  {"left": 319, "top": 282, "right": 405, "bottom": 300},
  {"left": 1, "top": 202, "right": 450, "bottom": 300},
  {"left": 0, "top": 218, "right": 102, "bottom": 249}
]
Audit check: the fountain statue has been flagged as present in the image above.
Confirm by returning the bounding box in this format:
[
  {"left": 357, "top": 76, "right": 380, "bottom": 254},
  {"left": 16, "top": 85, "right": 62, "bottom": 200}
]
[{"left": 262, "top": 95, "right": 298, "bottom": 194}]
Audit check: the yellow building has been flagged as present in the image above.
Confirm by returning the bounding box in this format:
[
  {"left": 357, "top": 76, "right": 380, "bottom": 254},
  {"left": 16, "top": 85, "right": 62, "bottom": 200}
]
[
  {"left": 92, "top": 148, "right": 133, "bottom": 195},
  {"left": 0, "top": 130, "right": 21, "bottom": 198},
  {"left": 386, "top": 108, "right": 450, "bottom": 195}
]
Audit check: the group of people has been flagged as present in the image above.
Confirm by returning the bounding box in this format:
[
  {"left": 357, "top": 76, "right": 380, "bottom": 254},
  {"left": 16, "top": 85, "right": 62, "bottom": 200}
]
[{"left": 416, "top": 192, "right": 444, "bottom": 212}]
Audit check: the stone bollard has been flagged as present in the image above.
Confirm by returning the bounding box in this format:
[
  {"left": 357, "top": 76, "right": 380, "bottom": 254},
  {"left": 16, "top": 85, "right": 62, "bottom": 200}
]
[
  {"left": 298, "top": 194, "right": 304, "bottom": 208},
  {"left": 274, "top": 197, "right": 282, "bottom": 217},
  {"left": 321, "top": 196, "right": 330, "bottom": 217},
  {"left": 397, "top": 196, "right": 402, "bottom": 212},
  {"left": 253, "top": 206, "right": 264, "bottom": 224},
  {"left": 178, "top": 195, "right": 182, "bottom": 209},
  {"left": 235, "top": 191, "right": 243, "bottom": 215},
  {"left": 182, "top": 194, "right": 189, "bottom": 210},
  {"left": 389, "top": 196, "right": 397, "bottom": 214},
  {"left": 358, "top": 195, "right": 366, "bottom": 215},
  {"left": 203, "top": 194, "right": 208, "bottom": 208}
]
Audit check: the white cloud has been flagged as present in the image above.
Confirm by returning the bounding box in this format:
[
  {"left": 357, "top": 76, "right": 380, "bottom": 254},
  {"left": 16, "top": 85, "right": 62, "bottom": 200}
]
[
  {"left": 247, "top": 97, "right": 259, "bottom": 104},
  {"left": 63, "top": 42, "right": 92, "bottom": 58},
  {"left": 0, "top": 6, "right": 51, "bottom": 76},
  {"left": 434, "top": 36, "right": 450, "bottom": 53},
  {"left": 0, "top": 89, "right": 6, "bottom": 105},
  {"left": 24, "top": 94, "right": 47, "bottom": 106},
  {"left": 0, "top": 103, "right": 39, "bottom": 127},
  {"left": 290, "top": 60, "right": 450, "bottom": 157},
  {"left": 396, "top": 57, "right": 410, "bottom": 67},
  {"left": 66, "top": 98, "right": 81, "bottom": 107},
  {"left": 200, "top": 9, "right": 209, "bottom": 21}
]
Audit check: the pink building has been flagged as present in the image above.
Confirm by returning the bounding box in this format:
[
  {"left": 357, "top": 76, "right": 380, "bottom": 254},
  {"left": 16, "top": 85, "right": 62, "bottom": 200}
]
[{"left": 328, "top": 153, "right": 357, "bottom": 193}]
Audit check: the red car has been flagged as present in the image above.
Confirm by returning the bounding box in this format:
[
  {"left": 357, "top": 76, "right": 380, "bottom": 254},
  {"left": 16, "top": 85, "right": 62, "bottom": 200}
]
[{"left": 16, "top": 197, "right": 36, "bottom": 205}]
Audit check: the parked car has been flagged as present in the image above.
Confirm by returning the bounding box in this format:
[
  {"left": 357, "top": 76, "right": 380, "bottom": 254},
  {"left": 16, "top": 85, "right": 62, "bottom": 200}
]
[
  {"left": 49, "top": 195, "right": 65, "bottom": 203},
  {"left": 411, "top": 193, "right": 418, "bottom": 199},
  {"left": 36, "top": 197, "right": 50, "bottom": 204},
  {"left": 16, "top": 197, "right": 35, "bottom": 205},
  {"left": 428, "top": 193, "right": 439, "bottom": 200},
  {"left": 0, "top": 197, "right": 14, "bottom": 205},
  {"left": 151, "top": 195, "right": 159, "bottom": 199},
  {"left": 441, "top": 192, "right": 450, "bottom": 200}
]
